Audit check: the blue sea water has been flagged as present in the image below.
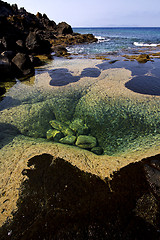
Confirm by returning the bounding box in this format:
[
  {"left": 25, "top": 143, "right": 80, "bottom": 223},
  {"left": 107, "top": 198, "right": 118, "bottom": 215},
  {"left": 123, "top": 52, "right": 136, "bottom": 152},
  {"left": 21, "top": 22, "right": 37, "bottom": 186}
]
[{"left": 68, "top": 27, "right": 160, "bottom": 56}]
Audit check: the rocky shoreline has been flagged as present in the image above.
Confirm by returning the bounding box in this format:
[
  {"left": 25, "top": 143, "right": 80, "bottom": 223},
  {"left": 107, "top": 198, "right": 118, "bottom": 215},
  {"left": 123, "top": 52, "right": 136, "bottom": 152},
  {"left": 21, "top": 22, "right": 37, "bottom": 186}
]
[{"left": 0, "top": 0, "right": 97, "bottom": 94}]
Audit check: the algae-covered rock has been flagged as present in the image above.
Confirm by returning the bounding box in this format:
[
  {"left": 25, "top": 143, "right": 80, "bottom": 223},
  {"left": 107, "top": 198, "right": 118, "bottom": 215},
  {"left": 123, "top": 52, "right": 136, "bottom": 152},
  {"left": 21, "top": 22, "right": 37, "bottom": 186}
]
[
  {"left": 91, "top": 147, "right": 103, "bottom": 155},
  {"left": 76, "top": 135, "right": 97, "bottom": 149},
  {"left": 69, "top": 118, "right": 89, "bottom": 135},
  {"left": 52, "top": 130, "right": 64, "bottom": 142},
  {"left": 49, "top": 120, "right": 74, "bottom": 136},
  {"left": 46, "top": 129, "right": 54, "bottom": 140},
  {"left": 59, "top": 135, "right": 77, "bottom": 145}
]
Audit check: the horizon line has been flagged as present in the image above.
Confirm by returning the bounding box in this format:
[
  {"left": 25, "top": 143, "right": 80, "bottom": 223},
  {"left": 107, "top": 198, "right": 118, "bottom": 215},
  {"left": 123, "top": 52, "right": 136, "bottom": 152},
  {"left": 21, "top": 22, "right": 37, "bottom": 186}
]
[{"left": 72, "top": 26, "right": 160, "bottom": 28}]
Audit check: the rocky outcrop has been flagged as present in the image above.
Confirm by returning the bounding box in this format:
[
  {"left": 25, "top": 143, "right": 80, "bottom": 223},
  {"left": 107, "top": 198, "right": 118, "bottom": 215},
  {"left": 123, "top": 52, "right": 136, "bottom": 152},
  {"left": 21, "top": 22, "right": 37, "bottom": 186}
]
[{"left": 0, "top": 0, "right": 97, "bottom": 86}]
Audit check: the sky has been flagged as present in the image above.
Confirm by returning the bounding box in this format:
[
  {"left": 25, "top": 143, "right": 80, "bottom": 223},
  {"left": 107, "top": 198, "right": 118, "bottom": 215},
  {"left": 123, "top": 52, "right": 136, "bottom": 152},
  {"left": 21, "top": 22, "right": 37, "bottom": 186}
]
[{"left": 5, "top": 0, "right": 160, "bottom": 27}]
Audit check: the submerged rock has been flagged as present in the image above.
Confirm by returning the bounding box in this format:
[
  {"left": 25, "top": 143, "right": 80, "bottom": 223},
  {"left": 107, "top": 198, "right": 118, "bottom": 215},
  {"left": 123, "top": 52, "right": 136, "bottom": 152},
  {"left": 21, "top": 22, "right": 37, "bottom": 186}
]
[
  {"left": 76, "top": 135, "right": 97, "bottom": 149},
  {"left": 91, "top": 146, "right": 103, "bottom": 155},
  {"left": 49, "top": 120, "right": 74, "bottom": 136},
  {"left": 52, "top": 129, "right": 64, "bottom": 142},
  {"left": 59, "top": 135, "right": 77, "bottom": 145},
  {"left": 69, "top": 118, "right": 89, "bottom": 135},
  {"left": 46, "top": 129, "right": 54, "bottom": 140}
]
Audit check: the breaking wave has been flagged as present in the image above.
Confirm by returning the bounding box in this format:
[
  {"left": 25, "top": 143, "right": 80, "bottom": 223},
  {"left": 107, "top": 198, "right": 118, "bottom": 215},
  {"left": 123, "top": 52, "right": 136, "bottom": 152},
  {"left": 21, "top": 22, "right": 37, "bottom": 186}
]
[{"left": 133, "top": 42, "right": 159, "bottom": 47}]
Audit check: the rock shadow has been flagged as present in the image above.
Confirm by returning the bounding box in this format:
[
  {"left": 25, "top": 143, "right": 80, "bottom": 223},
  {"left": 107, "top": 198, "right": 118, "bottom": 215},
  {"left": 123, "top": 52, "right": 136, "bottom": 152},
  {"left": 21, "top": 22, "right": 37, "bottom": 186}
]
[
  {"left": 0, "top": 153, "right": 160, "bottom": 240},
  {"left": 0, "top": 96, "right": 22, "bottom": 111},
  {"left": 125, "top": 76, "right": 160, "bottom": 96},
  {"left": 0, "top": 123, "right": 20, "bottom": 149}
]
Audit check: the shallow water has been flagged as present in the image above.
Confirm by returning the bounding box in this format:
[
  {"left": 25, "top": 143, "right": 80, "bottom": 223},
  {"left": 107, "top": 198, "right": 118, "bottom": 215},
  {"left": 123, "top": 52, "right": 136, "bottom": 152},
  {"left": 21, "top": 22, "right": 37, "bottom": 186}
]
[{"left": 1, "top": 58, "right": 160, "bottom": 156}]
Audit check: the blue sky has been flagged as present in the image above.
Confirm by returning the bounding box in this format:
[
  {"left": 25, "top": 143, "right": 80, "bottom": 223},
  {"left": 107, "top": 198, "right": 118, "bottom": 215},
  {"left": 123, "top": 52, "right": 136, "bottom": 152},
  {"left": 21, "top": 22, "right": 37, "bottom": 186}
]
[{"left": 5, "top": 0, "right": 160, "bottom": 27}]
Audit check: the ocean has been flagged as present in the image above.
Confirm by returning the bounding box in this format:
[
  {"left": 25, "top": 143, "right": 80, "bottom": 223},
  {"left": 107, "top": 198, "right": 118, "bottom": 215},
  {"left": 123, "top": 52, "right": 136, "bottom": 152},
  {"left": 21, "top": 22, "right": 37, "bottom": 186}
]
[{"left": 67, "top": 27, "right": 160, "bottom": 56}]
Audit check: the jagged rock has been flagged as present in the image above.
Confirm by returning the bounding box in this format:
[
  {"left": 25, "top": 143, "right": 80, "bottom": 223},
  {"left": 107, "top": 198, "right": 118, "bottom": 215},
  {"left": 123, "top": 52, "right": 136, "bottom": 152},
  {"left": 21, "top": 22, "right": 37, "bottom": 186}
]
[
  {"left": 57, "top": 22, "right": 73, "bottom": 35},
  {"left": 69, "top": 118, "right": 89, "bottom": 135},
  {"left": 59, "top": 135, "right": 77, "bottom": 145},
  {"left": 25, "top": 31, "right": 51, "bottom": 54},
  {"left": 12, "top": 52, "right": 34, "bottom": 77},
  {"left": 76, "top": 135, "right": 97, "bottom": 149}
]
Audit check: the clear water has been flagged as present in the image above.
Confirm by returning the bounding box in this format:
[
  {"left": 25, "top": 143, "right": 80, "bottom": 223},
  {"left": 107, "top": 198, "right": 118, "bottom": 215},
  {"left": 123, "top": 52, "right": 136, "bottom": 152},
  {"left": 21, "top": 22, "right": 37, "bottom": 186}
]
[{"left": 68, "top": 27, "right": 160, "bottom": 55}]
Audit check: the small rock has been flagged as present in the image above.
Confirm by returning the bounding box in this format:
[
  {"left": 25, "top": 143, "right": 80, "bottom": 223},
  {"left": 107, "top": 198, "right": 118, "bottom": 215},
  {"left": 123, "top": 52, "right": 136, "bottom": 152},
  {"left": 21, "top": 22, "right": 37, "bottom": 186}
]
[
  {"left": 49, "top": 120, "right": 74, "bottom": 136},
  {"left": 52, "top": 130, "right": 64, "bottom": 142},
  {"left": 75, "top": 135, "right": 97, "bottom": 149},
  {"left": 69, "top": 118, "right": 89, "bottom": 135},
  {"left": 91, "top": 147, "right": 103, "bottom": 155},
  {"left": 59, "top": 135, "right": 77, "bottom": 145},
  {"left": 46, "top": 129, "right": 54, "bottom": 140}
]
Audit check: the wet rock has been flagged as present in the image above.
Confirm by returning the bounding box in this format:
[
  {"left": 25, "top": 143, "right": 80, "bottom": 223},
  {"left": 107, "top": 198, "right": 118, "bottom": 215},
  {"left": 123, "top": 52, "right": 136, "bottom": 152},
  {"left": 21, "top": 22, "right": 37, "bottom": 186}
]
[
  {"left": 52, "top": 129, "right": 64, "bottom": 142},
  {"left": 91, "top": 146, "right": 103, "bottom": 155},
  {"left": 49, "top": 120, "right": 74, "bottom": 136},
  {"left": 123, "top": 54, "right": 151, "bottom": 63},
  {"left": 137, "top": 54, "right": 150, "bottom": 63},
  {"left": 46, "top": 129, "right": 54, "bottom": 140},
  {"left": 59, "top": 135, "right": 77, "bottom": 145},
  {"left": 76, "top": 135, "right": 97, "bottom": 149},
  {"left": 12, "top": 52, "right": 34, "bottom": 77},
  {"left": 69, "top": 118, "right": 89, "bottom": 135},
  {"left": 52, "top": 46, "right": 70, "bottom": 57}
]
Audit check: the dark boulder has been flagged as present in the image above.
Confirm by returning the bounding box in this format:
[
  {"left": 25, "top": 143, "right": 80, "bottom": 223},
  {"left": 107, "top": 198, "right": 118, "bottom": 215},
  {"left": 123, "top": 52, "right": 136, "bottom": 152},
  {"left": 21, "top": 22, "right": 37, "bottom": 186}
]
[
  {"left": 12, "top": 52, "right": 34, "bottom": 77},
  {"left": 1, "top": 50, "right": 16, "bottom": 61},
  {"left": 25, "top": 31, "right": 51, "bottom": 54},
  {"left": 57, "top": 22, "right": 73, "bottom": 35},
  {"left": 0, "top": 53, "right": 13, "bottom": 80},
  {"left": 29, "top": 55, "right": 43, "bottom": 67},
  {"left": 52, "top": 46, "right": 70, "bottom": 57},
  {"left": 0, "top": 86, "right": 6, "bottom": 96}
]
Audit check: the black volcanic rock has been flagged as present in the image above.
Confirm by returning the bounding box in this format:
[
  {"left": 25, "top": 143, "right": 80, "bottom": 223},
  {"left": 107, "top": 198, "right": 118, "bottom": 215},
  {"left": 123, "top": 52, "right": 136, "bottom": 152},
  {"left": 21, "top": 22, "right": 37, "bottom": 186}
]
[
  {"left": 12, "top": 52, "right": 34, "bottom": 77},
  {"left": 57, "top": 21, "right": 73, "bottom": 35},
  {"left": 0, "top": 0, "right": 97, "bottom": 81},
  {"left": 25, "top": 31, "right": 51, "bottom": 54}
]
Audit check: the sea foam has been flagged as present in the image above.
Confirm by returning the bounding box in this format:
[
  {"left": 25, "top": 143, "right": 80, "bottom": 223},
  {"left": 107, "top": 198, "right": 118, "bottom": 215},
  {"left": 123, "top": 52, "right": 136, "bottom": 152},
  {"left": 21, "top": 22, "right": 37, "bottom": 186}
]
[
  {"left": 134, "top": 42, "right": 159, "bottom": 47},
  {"left": 95, "top": 36, "right": 110, "bottom": 43}
]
